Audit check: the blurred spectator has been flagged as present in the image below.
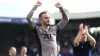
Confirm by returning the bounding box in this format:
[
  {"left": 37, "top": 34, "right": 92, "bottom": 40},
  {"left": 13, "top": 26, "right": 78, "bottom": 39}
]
[
  {"left": 61, "top": 47, "right": 68, "bottom": 56},
  {"left": 68, "top": 47, "right": 73, "bottom": 56},
  {"left": 18, "top": 46, "right": 27, "bottom": 56},
  {"left": 28, "top": 44, "right": 38, "bottom": 56},
  {"left": 9, "top": 47, "right": 17, "bottom": 56}
]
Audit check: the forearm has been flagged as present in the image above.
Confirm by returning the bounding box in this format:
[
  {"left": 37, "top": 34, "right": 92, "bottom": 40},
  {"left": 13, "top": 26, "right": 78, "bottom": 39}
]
[
  {"left": 26, "top": 5, "right": 38, "bottom": 29},
  {"left": 74, "top": 32, "right": 81, "bottom": 47},
  {"left": 27, "top": 5, "right": 38, "bottom": 19},
  {"left": 59, "top": 7, "right": 69, "bottom": 21},
  {"left": 56, "top": 7, "right": 69, "bottom": 30},
  {"left": 87, "top": 33, "right": 96, "bottom": 46}
]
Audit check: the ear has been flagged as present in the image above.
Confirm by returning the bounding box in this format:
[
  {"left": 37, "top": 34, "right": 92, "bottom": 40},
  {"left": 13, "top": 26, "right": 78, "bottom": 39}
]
[
  {"left": 39, "top": 17, "right": 41, "bottom": 21},
  {"left": 39, "top": 18, "right": 42, "bottom": 23}
]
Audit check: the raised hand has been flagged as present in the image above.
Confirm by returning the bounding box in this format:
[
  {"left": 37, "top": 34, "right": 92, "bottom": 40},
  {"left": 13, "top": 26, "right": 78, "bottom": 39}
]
[
  {"left": 55, "top": 2, "right": 62, "bottom": 8},
  {"left": 79, "top": 23, "right": 86, "bottom": 35},
  {"left": 79, "top": 23, "right": 84, "bottom": 31},
  {"left": 35, "top": 1, "right": 42, "bottom": 6},
  {"left": 84, "top": 25, "right": 89, "bottom": 34}
]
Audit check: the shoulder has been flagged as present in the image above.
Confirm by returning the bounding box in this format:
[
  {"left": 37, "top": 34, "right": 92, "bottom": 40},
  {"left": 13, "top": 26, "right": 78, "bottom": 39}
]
[
  {"left": 72, "top": 43, "right": 80, "bottom": 49},
  {"left": 50, "top": 26, "right": 56, "bottom": 29},
  {"left": 84, "top": 41, "right": 93, "bottom": 49},
  {"left": 31, "top": 26, "right": 40, "bottom": 33}
]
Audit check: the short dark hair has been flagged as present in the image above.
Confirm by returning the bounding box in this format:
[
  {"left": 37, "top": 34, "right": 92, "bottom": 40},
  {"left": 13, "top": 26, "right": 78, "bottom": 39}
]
[{"left": 39, "top": 11, "right": 47, "bottom": 19}]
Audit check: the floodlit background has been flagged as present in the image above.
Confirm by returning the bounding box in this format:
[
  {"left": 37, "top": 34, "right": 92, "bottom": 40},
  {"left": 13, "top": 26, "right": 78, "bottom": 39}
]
[{"left": 0, "top": 0, "right": 100, "bottom": 18}]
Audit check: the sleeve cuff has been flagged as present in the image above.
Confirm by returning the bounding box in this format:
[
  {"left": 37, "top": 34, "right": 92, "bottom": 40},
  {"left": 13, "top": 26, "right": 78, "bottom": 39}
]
[{"left": 33, "top": 5, "right": 38, "bottom": 10}]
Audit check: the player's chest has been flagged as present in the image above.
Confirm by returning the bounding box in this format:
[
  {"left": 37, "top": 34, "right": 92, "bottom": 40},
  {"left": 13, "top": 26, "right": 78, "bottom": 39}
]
[
  {"left": 78, "top": 44, "right": 88, "bottom": 50},
  {"left": 39, "top": 27, "right": 56, "bottom": 34},
  {"left": 38, "top": 27, "right": 56, "bottom": 41}
]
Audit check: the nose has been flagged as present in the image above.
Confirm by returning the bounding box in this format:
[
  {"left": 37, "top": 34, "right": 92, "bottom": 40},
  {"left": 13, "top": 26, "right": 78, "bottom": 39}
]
[{"left": 47, "top": 19, "right": 50, "bottom": 22}]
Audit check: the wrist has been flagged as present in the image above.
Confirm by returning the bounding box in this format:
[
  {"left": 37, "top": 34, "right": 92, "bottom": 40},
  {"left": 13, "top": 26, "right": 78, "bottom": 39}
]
[
  {"left": 59, "top": 6, "right": 63, "bottom": 9},
  {"left": 33, "top": 5, "right": 38, "bottom": 10}
]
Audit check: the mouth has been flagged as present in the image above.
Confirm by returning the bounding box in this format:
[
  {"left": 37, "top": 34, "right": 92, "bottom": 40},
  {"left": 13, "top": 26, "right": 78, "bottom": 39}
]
[
  {"left": 47, "top": 20, "right": 50, "bottom": 22},
  {"left": 47, "top": 21, "right": 50, "bottom": 24}
]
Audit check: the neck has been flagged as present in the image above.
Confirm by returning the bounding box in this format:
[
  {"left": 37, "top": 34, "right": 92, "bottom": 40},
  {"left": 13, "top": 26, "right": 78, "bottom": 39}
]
[
  {"left": 10, "top": 55, "right": 15, "bottom": 56},
  {"left": 42, "top": 24, "right": 49, "bottom": 29}
]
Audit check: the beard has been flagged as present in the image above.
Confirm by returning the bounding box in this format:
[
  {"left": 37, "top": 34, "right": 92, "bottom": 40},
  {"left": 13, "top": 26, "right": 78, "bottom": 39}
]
[
  {"left": 11, "top": 54, "right": 16, "bottom": 56},
  {"left": 42, "top": 22, "right": 50, "bottom": 26},
  {"left": 46, "top": 24, "right": 50, "bottom": 26}
]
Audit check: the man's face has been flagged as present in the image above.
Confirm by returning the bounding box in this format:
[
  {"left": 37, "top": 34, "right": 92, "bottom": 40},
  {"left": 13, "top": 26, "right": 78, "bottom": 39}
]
[
  {"left": 10, "top": 48, "right": 16, "bottom": 56},
  {"left": 21, "top": 47, "right": 27, "bottom": 54},
  {"left": 40, "top": 13, "right": 50, "bottom": 26},
  {"left": 80, "top": 34, "right": 87, "bottom": 42}
]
